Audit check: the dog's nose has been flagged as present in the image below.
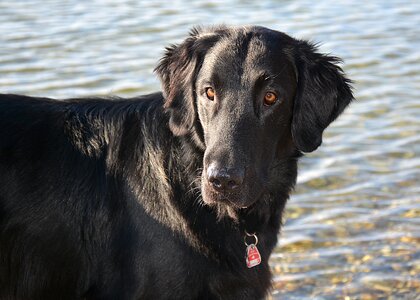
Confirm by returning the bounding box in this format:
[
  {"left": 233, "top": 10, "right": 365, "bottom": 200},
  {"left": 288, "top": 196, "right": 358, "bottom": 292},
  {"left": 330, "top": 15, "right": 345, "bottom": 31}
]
[{"left": 206, "top": 163, "right": 244, "bottom": 192}]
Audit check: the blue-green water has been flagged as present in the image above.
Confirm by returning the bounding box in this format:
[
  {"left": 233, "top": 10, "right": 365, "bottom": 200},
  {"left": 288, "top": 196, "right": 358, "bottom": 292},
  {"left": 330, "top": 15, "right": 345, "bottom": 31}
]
[{"left": 1, "top": 1, "right": 419, "bottom": 298}]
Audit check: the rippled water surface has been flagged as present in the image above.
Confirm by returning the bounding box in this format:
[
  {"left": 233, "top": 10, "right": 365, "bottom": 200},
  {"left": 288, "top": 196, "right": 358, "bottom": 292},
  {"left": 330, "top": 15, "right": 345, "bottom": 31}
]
[{"left": 1, "top": 1, "right": 419, "bottom": 298}]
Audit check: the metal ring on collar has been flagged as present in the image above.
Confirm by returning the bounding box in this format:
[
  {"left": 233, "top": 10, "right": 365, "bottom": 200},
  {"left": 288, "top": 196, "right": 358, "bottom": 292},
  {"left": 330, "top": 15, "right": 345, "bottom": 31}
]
[{"left": 244, "top": 231, "right": 258, "bottom": 246}]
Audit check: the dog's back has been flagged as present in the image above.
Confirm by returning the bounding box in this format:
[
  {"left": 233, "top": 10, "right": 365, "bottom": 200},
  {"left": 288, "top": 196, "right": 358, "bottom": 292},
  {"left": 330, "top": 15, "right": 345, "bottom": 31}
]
[
  {"left": 0, "top": 94, "right": 169, "bottom": 299},
  {"left": 0, "top": 95, "right": 90, "bottom": 298}
]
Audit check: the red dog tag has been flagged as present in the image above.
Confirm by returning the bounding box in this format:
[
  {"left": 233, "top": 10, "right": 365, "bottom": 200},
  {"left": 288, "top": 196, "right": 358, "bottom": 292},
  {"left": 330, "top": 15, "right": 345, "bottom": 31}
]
[{"left": 246, "top": 244, "right": 261, "bottom": 268}]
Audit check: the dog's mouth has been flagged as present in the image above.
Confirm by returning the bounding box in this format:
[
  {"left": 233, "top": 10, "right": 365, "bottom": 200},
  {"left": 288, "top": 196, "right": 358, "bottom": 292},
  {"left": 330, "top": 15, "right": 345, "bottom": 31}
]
[
  {"left": 202, "top": 188, "right": 247, "bottom": 208},
  {"left": 201, "top": 180, "right": 258, "bottom": 209},
  {"left": 200, "top": 182, "right": 264, "bottom": 220}
]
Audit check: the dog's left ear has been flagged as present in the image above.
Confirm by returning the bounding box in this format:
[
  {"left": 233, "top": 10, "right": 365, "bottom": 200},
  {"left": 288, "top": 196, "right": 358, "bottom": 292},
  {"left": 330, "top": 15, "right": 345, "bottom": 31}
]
[
  {"left": 292, "top": 41, "right": 354, "bottom": 152},
  {"left": 155, "top": 28, "right": 219, "bottom": 136}
]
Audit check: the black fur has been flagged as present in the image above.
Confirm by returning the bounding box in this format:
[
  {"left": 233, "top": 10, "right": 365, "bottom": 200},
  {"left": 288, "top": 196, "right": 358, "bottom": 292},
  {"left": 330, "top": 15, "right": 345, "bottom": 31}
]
[{"left": 0, "top": 25, "right": 353, "bottom": 299}]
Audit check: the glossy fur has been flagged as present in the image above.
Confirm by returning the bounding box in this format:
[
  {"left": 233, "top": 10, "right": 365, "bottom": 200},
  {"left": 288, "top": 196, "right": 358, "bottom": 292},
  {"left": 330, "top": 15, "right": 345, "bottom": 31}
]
[{"left": 0, "top": 26, "right": 353, "bottom": 299}]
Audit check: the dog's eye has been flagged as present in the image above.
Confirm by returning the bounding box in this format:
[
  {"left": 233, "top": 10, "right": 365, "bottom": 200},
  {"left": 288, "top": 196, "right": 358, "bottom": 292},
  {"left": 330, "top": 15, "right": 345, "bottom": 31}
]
[
  {"left": 205, "top": 88, "right": 215, "bottom": 101},
  {"left": 263, "top": 92, "right": 278, "bottom": 106}
]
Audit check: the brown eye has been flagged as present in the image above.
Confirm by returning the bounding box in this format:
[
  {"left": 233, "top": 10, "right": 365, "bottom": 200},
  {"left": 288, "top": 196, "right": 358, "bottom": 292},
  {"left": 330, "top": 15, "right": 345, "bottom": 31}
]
[
  {"left": 263, "top": 92, "right": 278, "bottom": 106},
  {"left": 205, "top": 87, "right": 215, "bottom": 101}
]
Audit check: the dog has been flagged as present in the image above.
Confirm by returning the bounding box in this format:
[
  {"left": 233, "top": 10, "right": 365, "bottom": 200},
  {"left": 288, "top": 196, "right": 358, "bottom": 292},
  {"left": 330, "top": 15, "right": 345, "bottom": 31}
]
[{"left": 0, "top": 25, "right": 353, "bottom": 299}]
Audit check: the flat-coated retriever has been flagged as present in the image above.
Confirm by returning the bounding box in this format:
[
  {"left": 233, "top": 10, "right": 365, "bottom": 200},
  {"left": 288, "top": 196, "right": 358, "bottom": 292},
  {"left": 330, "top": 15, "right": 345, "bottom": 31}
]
[{"left": 0, "top": 25, "right": 353, "bottom": 299}]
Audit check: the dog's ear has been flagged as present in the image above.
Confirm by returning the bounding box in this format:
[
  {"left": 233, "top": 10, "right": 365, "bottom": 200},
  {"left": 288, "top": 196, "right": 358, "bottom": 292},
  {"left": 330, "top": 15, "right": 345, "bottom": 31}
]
[
  {"left": 155, "top": 28, "right": 219, "bottom": 136},
  {"left": 291, "top": 41, "right": 353, "bottom": 152}
]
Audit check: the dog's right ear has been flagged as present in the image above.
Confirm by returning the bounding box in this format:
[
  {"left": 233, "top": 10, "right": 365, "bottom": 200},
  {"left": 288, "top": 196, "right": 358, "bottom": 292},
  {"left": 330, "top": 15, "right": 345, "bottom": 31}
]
[{"left": 155, "top": 28, "right": 219, "bottom": 136}]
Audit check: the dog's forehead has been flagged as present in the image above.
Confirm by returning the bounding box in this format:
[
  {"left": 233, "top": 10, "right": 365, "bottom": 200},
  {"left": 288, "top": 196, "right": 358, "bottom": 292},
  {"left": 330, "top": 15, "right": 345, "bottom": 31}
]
[{"left": 201, "top": 28, "right": 293, "bottom": 81}]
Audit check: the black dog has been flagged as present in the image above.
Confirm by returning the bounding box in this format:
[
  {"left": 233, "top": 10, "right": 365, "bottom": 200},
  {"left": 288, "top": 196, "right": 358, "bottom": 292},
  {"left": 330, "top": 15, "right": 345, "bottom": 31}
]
[{"left": 0, "top": 26, "right": 353, "bottom": 299}]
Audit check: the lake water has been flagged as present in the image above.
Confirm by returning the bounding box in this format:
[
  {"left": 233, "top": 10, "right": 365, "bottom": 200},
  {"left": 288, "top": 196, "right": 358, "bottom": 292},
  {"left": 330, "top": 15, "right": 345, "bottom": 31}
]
[{"left": 1, "top": 0, "right": 419, "bottom": 298}]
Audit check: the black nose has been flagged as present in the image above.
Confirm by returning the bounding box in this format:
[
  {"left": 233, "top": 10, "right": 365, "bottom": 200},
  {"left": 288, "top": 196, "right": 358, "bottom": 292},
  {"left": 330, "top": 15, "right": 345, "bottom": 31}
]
[{"left": 206, "top": 163, "right": 244, "bottom": 192}]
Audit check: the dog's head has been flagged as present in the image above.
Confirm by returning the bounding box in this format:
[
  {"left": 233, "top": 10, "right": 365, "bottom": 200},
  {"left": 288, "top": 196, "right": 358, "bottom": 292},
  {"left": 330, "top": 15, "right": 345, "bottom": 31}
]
[{"left": 155, "top": 26, "right": 353, "bottom": 212}]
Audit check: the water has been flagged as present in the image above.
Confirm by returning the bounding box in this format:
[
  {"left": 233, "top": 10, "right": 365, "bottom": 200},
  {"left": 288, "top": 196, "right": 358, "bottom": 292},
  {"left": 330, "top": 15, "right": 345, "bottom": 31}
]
[{"left": 1, "top": 1, "right": 419, "bottom": 298}]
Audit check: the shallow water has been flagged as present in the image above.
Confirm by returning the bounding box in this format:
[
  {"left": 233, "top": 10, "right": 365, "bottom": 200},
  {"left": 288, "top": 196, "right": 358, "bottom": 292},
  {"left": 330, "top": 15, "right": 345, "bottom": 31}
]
[{"left": 1, "top": 1, "right": 419, "bottom": 298}]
